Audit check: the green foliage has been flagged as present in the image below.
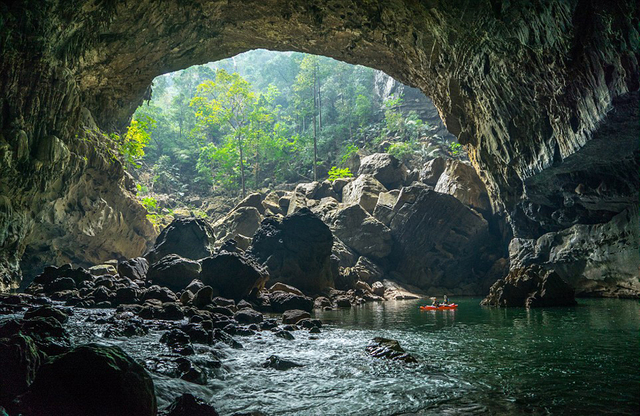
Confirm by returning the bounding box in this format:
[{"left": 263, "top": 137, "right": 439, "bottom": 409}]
[
  {"left": 450, "top": 142, "right": 463, "bottom": 156},
  {"left": 328, "top": 166, "right": 352, "bottom": 181},
  {"left": 388, "top": 142, "right": 416, "bottom": 163},
  {"left": 117, "top": 116, "right": 155, "bottom": 168},
  {"left": 340, "top": 144, "right": 359, "bottom": 165},
  {"left": 141, "top": 196, "right": 158, "bottom": 213}
]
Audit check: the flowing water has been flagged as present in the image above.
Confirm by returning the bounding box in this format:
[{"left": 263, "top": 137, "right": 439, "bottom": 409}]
[{"left": 58, "top": 298, "right": 640, "bottom": 414}]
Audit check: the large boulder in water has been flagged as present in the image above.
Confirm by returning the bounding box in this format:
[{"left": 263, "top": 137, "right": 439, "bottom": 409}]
[
  {"left": 19, "top": 344, "right": 156, "bottom": 416},
  {"left": 145, "top": 218, "right": 215, "bottom": 264},
  {"left": 481, "top": 265, "right": 577, "bottom": 308},
  {"left": 249, "top": 208, "right": 334, "bottom": 294},
  {"left": 147, "top": 254, "right": 201, "bottom": 292},
  {"left": 357, "top": 153, "right": 408, "bottom": 190},
  {"left": 200, "top": 252, "right": 268, "bottom": 301},
  {"left": 388, "top": 185, "right": 500, "bottom": 294}
]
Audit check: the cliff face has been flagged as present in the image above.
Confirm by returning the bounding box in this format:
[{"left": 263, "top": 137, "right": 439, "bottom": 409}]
[{"left": 1, "top": 1, "right": 638, "bottom": 294}]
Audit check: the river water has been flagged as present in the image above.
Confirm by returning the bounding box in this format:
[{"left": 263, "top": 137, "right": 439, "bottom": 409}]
[{"left": 62, "top": 297, "right": 639, "bottom": 415}]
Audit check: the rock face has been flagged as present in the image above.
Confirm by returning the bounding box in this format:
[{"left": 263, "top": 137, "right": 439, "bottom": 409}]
[
  {"left": 0, "top": 1, "right": 637, "bottom": 295},
  {"left": 250, "top": 209, "right": 334, "bottom": 294},
  {"left": 388, "top": 185, "right": 501, "bottom": 294},
  {"left": 20, "top": 344, "right": 157, "bottom": 416},
  {"left": 481, "top": 266, "right": 577, "bottom": 308},
  {"left": 509, "top": 208, "right": 640, "bottom": 298},
  {"left": 145, "top": 218, "right": 215, "bottom": 264}
]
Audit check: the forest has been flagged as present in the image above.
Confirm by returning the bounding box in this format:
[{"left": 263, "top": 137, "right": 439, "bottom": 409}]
[{"left": 117, "top": 50, "right": 459, "bottom": 222}]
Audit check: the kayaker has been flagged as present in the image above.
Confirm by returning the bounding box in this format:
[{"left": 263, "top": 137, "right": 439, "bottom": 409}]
[
  {"left": 443, "top": 294, "right": 449, "bottom": 305},
  {"left": 430, "top": 297, "right": 439, "bottom": 307}
]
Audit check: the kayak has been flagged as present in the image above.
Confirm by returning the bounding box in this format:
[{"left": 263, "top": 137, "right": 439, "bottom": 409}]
[{"left": 420, "top": 304, "right": 458, "bottom": 310}]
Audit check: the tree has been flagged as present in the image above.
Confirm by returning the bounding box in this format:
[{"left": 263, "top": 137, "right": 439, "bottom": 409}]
[{"left": 190, "top": 69, "right": 258, "bottom": 196}]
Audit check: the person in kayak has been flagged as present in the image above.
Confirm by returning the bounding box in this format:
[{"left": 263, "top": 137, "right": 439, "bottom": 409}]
[
  {"left": 443, "top": 294, "right": 449, "bottom": 305},
  {"left": 430, "top": 297, "right": 440, "bottom": 307}
]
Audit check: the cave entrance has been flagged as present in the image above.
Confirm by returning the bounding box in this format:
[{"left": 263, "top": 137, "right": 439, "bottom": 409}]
[{"left": 127, "top": 50, "right": 461, "bottom": 230}]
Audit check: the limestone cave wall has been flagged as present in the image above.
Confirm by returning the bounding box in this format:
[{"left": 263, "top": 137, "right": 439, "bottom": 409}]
[{"left": 0, "top": 0, "right": 637, "bottom": 294}]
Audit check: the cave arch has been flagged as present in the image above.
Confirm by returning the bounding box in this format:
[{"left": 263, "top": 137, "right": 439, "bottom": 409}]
[{"left": 0, "top": 0, "right": 638, "bottom": 292}]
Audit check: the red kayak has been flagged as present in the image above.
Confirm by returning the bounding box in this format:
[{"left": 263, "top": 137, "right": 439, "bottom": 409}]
[{"left": 420, "top": 303, "right": 458, "bottom": 310}]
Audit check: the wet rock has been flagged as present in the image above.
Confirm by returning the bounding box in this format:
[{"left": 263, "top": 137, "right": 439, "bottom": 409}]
[
  {"left": 147, "top": 254, "right": 202, "bottom": 292},
  {"left": 44, "top": 276, "right": 76, "bottom": 293},
  {"left": 185, "top": 279, "right": 205, "bottom": 295},
  {"left": 234, "top": 308, "right": 263, "bottom": 324},
  {"left": 19, "top": 344, "right": 156, "bottom": 416},
  {"left": 163, "top": 393, "right": 219, "bottom": 416},
  {"left": 145, "top": 217, "right": 215, "bottom": 264},
  {"left": 333, "top": 204, "right": 392, "bottom": 260},
  {"left": 115, "top": 287, "right": 140, "bottom": 305},
  {"left": 104, "top": 320, "right": 149, "bottom": 338},
  {"left": 371, "top": 281, "right": 386, "bottom": 297},
  {"left": 180, "top": 323, "right": 211, "bottom": 345},
  {"left": 118, "top": 257, "right": 149, "bottom": 281},
  {"left": 481, "top": 265, "right": 577, "bottom": 308},
  {"left": 212, "top": 328, "right": 243, "bottom": 349},
  {"left": 268, "top": 282, "right": 305, "bottom": 296},
  {"left": 341, "top": 174, "right": 387, "bottom": 214},
  {"left": 158, "top": 303, "right": 185, "bottom": 320},
  {"left": 32, "top": 264, "right": 93, "bottom": 287},
  {"left": 262, "top": 355, "right": 303, "bottom": 370},
  {"left": 23, "top": 306, "right": 69, "bottom": 324},
  {"left": 15, "top": 317, "right": 71, "bottom": 356},
  {"left": 334, "top": 296, "right": 352, "bottom": 308},
  {"left": 313, "top": 296, "right": 331, "bottom": 309},
  {"left": 358, "top": 153, "right": 408, "bottom": 189},
  {"left": 273, "top": 329, "right": 294, "bottom": 340},
  {"left": 366, "top": 337, "right": 417, "bottom": 363},
  {"left": 250, "top": 208, "right": 334, "bottom": 294},
  {"left": 282, "top": 309, "right": 311, "bottom": 324},
  {"left": 0, "top": 333, "right": 43, "bottom": 404},
  {"left": 142, "top": 285, "right": 178, "bottom": 303},
  {"left": 309, "top": 327, "right": 321, "bottom": 334},
  {"left": 192, "top": 286, "right": 214, "bottom": 308},
  {"left": 269, "top": 291, "right": 313, "bottom": 313},
  {"left": 200, "top": 252, "right": 267, "bottom": 302}
]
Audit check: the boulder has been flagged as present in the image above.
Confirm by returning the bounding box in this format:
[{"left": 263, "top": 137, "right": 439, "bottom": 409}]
[
  {"left": 388, "top": 185, "right": 500, "bottom": 293},
  {"left": 145, "top": 218, "right": 215, "bottom": 264},
  {"left": 331, "top": 237, "right": 358, "bottom": 268},
  {"left": 192, "top": 286, "right": 214, "bottom": 308},
  {"left": 147, "top": 255, "right": 201, "bottom": 292},
  {"left": 419, "top": 157, "right": 446, "bottom": 186},
  {"left": 282, "top": 309, "right": 311, "bottom": 324},
  {"left": 357, "top": 153, "right": 408, "bottom": 189},
  {"left": 200, "top": 252, "right": 268, "bottom": 301},
  {"left": 341, "top": 175, "right": 387, "bottom": 214},
  {"left": 262, "top": 191, "right": 286, "bottom": 215},
  {"left": 331, "top": 177, "right": 352, "bottom": 195},
  {"left": 268, "top": 282, "right": 304, "bottom": 297},
  {"left": 366, "top": 337, "right": 417, "bottom": 363},
  {"left": 269, "top": 291, "right": 313, "bottom": 313},
  {"left": 23, "top": 306, "right": 69, "bottom": 324},
  {"left": 213, "top": 206, "right": 262, "bottom": 243},
  {"left": 88, "top": 264, "right": 117, "bottom": 276},
  {"left": 117, "top": 257, "right": 149, "bottom": 281},
  {"left": 32, "top": 264, "right": 93, "bottom": 286},
  {"left": 250, "top": 209, "right": 334, "bottom": 294},
  {"left": 333, "top": 204, "right": 392, "bottom": 259},
  {"left": 164, "top": 393, "right": 219, "bottom": 416},
  {"left": 230, "top": 192, "right": 265, "bottom": 215},
  {"left": 262, "top": 355, "right": 303, "bottom": 371},
  {"left": 350, "top": 257, "right": 384, "bottom": 283},
  {"left": 372, "top": 190, "right": 400, "bottom": 226},
  {"left": 434, "top": 160, "right": 491, "bottom": 212},
  {"left": 234, "top": 308, "right": 263, "bottom": 324},
  {"left": 0, "top": 334, "right": 43, "bottom": 404},
  {"left": 481, "top": 266, "right": 577, "bottom": 308},
  {"left": 20, "top": 344, "right": 156, "bottom": 416},
  {"left": 309, "top": 197, "right": 340, "bottom": 223}
]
